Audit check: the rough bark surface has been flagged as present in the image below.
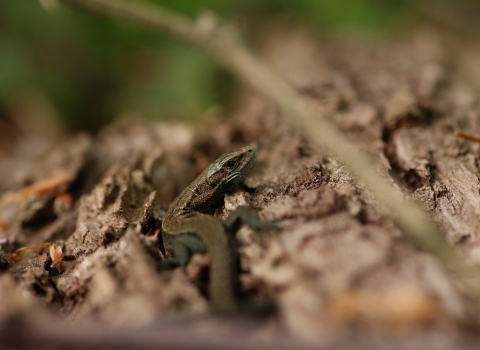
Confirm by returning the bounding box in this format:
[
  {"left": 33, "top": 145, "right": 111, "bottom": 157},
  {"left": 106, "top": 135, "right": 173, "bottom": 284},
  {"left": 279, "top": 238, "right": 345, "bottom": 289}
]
[{"left": 2, "top": 26, "right": 480, "bottom": 348}]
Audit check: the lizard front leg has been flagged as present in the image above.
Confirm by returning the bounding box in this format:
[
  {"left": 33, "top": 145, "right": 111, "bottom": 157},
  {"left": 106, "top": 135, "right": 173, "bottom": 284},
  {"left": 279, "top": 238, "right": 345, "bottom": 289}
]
[
  {"left": 223, "top": 206, "right": 278, "bottom": 233},
  {"left": 158, "top": 234, "right": 206, "bottom": 269}
]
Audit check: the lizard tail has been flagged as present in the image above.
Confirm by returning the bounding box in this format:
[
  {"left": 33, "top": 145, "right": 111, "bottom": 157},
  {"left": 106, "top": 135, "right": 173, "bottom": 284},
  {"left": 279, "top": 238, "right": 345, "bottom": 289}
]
[{"left": 193, "top": 215, "right": 238, "bottom": 311}]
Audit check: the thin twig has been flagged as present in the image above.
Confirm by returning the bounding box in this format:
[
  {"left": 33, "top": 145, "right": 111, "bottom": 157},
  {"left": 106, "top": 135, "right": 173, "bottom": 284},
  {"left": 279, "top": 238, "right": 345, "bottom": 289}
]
[
  {"left": 458, "top": 132, "right": 480, "bottom": 144},
  {"left": 51, "top": 0, "right": 480, "bottom": 299}
]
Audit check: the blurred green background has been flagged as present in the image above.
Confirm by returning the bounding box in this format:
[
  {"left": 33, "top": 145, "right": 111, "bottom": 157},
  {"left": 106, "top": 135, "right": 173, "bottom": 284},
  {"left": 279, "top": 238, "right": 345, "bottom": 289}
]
[{"left": 0, "top": 0, "right": 477, "bottom": 133}]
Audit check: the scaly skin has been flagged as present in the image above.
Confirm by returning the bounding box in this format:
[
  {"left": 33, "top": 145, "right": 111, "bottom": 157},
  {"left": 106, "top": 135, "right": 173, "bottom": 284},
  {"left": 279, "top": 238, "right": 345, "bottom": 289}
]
[{"left": 161, "top": 146, "right": 257, "bottom": 311}]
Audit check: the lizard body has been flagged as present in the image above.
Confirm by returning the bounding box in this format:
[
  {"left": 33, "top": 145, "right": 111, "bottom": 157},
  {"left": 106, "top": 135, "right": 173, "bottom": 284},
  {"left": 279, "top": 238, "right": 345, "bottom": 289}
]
[{"left": 161, "top": 146, "right": 258, "bottom": 311}]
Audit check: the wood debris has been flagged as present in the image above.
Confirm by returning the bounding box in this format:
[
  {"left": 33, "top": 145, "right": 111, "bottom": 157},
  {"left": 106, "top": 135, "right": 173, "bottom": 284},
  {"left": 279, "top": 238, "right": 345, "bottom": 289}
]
[
  {"left": 325, "top": 290, "right": 441, "bottom": 331},
  {"left": 8, "top": 243, "right": 65, "bottom": 270}
]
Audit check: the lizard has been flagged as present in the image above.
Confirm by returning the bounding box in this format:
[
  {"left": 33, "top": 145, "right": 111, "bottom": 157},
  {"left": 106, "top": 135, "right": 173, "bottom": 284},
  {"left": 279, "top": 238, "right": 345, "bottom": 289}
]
[{"left": 160, "top": 145, "right": 271, "bottom": 311}]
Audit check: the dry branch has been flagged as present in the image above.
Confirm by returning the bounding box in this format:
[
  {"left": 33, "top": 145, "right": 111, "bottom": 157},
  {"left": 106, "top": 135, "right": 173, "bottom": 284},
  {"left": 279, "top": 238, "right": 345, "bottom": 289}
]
[{"left": 2, "top": 314, "right": 479, "bottom": 350}]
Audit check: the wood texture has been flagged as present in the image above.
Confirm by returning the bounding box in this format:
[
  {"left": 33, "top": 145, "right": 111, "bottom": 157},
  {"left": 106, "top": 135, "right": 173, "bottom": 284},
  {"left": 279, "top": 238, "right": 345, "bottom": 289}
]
[{"left": 2, "top": 26, "right": 480, "bottom": 348}]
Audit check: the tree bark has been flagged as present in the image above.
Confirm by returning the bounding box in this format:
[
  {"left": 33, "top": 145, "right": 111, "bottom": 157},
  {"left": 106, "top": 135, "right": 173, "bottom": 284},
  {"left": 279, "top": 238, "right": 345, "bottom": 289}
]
[{"left": 2, "top": 24, "right": 480, "bottom": 348}]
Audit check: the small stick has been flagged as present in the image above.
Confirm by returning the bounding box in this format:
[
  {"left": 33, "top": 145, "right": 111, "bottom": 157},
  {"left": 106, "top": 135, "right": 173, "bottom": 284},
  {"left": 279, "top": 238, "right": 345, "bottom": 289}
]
[
  {"left": 9, "top": 243, "right": 65, "bottom": 270},
  {"left": 457, "top": 131, "right": 480, "bottom": 144}
]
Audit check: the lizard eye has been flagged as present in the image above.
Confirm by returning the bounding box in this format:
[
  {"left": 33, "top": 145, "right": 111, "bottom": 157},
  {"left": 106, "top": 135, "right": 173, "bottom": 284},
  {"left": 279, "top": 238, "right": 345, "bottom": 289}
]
[{"left": 225, "top": 160, "right": 237, "bottom": 169}]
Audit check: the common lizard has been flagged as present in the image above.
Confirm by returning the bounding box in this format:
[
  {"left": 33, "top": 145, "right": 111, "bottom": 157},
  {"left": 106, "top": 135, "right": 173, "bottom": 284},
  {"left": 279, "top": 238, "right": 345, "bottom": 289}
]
[{"left": 161, "top": 146, "right": 271, "bottom": 311}]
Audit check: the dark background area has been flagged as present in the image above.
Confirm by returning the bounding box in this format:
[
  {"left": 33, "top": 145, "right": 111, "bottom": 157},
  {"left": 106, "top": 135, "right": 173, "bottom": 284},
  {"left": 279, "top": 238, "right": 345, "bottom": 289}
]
[{"left": 0, "top": 0, "right": 478, "bottom": 133}]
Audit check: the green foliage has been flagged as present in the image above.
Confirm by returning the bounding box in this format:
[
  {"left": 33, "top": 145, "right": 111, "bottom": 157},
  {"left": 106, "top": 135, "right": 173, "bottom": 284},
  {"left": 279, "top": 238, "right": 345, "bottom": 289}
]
[{"left": 0, "top": 0, "right": 410, "bottom": 132}]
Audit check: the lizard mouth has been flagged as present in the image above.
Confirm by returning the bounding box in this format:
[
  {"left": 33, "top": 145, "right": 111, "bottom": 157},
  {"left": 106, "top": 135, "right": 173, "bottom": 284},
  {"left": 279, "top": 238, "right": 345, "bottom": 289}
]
[{"left": 225, "top": 172, "right": 242, "bottom": 185}]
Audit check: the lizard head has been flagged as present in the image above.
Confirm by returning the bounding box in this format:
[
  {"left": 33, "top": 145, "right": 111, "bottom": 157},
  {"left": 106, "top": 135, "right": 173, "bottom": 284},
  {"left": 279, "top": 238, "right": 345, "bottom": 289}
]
[{"left": 206, "top": 146, "right": 257, "bottom": 189}]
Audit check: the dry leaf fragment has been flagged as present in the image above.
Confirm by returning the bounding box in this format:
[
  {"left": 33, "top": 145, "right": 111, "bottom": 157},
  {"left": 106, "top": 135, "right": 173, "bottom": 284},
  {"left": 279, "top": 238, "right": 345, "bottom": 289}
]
[
  {"left": 18, "top": 174, "right": 72, "bottom": 200},
  {"left": 457, "top": 131, "right": 480, "bottom": 144},
  {"left": 0, "top": 220, "right": 8, "bottom": 231},
  {"left": 49, "top": 244, "right": 65, "bottom": 269},
  {"left": 9, "top": 243, "right": 65, "bottom": 270},
  {"left": 55, "top": 192, "right": 72, "bottom": 210},
  {"left": 0, "top": 174, "right": 72, "bottom": 209},
  {"left": 8, "top": 243, "right": 51, "bottom": 265},
  {"left": 145, "top": 228, "right": 161, "bottom": 237},
  {"left": 325, "top": 290, "right": 441, "bottom": 331}
]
